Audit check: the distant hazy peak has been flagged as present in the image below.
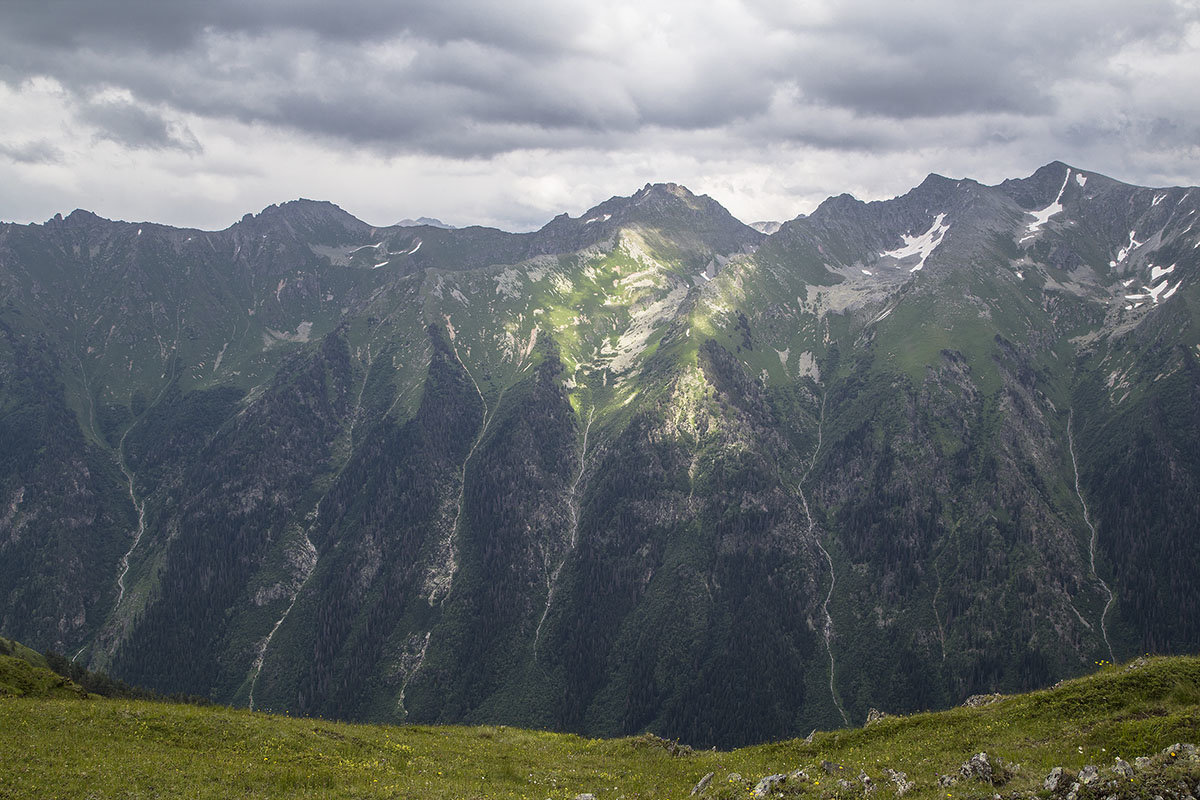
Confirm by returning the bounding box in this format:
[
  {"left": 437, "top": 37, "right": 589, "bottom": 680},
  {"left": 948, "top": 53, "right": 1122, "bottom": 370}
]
[{"left": 395, "top": 217, "right": 455, "bottom": 229}]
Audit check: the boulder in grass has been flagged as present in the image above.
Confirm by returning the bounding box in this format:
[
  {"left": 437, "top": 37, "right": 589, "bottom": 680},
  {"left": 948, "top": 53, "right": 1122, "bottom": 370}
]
[
  {"left": 690, "top": 772, "right": 714, "bottom": 796},
  {"left": 751, "top": 774, "right": 786, "bottom": 798}
]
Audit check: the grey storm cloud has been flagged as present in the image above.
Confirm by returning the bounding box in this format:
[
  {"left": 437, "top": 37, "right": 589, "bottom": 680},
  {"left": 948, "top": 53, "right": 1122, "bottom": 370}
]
[
  {"left": 1, "top": 0, "right": 1199, "bottom": 235},
  {"left": 2, "top": 0, "right": 576, "bottom": 53},
  {"left": 777, "top": 0, "right": 1188, "bottom": 118},
  {"left": 78, "top": 96, "right": 201, "bottom": 152},
  {"left": 1, "top": 0, "right": 1197, "bottom": 160},
  {"left": 0, "top": 140, "right": 62, "bottom": 165}
]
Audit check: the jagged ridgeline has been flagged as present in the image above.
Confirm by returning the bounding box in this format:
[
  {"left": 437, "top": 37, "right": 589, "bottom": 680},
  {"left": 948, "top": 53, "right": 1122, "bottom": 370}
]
[{"left": 1, "top": 167, "right": 1198, "bottom": 747}]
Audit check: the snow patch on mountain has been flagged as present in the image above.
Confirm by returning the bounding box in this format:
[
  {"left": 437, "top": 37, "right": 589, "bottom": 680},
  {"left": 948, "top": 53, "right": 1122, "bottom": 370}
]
[
  {"left": 1022, "top": 169, "right": 1071, "bottom": 242},
  {"left": 1150, "top": 263, "right": 1175, "bottom": 281},
  {"left": 1148, "top": 280, "right": 1175, "bottom": 303},
  {"left": 879, "top": 213, "right": 949, "bottom": 272},
  {"left": 1124, "top": 276, "right": 1179, "bottom": 306},
  {"left": 1110, "top": 231, "right": 1143, "bottom": 267},
  {"left": 1075, "top": 173, "right": 1088, "bottom": 187}
]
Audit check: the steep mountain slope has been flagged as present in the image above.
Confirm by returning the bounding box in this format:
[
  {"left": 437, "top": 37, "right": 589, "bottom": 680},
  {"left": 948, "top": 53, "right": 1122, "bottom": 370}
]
[{"left": 1, "top": 167, "right": 1198, "bottom": 747}]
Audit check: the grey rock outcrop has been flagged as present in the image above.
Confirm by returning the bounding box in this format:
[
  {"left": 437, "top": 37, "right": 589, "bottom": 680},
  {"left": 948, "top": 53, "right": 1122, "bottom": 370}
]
[
  {"left": 961, "top": 752, "right": 994, "bottom": 783},
  {"left": 883, "top": 768, "right": 915, "bottom": 797},
  {"left": 752, "top": 774, "right": 786, "bottom": 798},
  {"left": 865, "top": 708, "right": 891, "bottom": 725}
]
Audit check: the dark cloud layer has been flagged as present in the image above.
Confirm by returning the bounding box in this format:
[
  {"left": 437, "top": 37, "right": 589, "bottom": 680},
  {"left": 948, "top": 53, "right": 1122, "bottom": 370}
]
[
  {"left": 1, "top": 0, "right": 1188, "bottom": 158},
  {"left": 79, "top": 95, "right": 201, "bottom": 152},
  {"left": 0, "top": 140, "right": 61, "bottom": 165},
  {"left": 0, "top": 0, "right": 1197, "bottom": 230},
  {"left": 4, "top": 0, "right": 575, "bottom": 52}
]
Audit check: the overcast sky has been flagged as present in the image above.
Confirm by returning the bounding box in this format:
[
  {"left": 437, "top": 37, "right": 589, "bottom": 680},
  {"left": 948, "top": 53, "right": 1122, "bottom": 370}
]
[{"left": 1, "top": 0, "right": 1198, "bottom": 232}]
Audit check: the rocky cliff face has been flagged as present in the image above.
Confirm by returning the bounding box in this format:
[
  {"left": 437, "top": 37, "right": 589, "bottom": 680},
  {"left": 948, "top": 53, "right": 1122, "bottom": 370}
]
[{"left": 1, "top": 169, "right": 1198, "bottom": 746}]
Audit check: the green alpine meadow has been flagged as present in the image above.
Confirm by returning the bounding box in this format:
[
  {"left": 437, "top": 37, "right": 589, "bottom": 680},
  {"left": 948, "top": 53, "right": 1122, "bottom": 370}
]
[
  {"left": 2, "top": 162, "right": 1199, "bottom": 751},
  {"left": 2, "top": 638, "right": 1199, "bottom": 799}
]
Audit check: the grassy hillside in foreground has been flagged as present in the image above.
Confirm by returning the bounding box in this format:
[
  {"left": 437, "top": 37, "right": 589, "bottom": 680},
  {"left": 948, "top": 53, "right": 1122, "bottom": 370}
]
[
  {"left": 1, "top": 655, "right": 1198, "bottom": 800},
  {"left": 0, "top": 637, "right": 87, "bottom": 700}
]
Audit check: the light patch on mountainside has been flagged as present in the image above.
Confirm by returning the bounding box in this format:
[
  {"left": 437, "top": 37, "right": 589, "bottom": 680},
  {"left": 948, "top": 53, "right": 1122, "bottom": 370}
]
[
  {"left": 880, "top": 213, "right": 949, "bottom": 272},
  {"left": 494, "top": 268, "right": 523, "bottom": 299},
  {"left": 803, "top": 271, "right": 899, "bottom": 316},
  {"left": 793, "top": 350, "right": 819, "bottom": 380},
  {"left": 618, "top": 230, "right": 666, "bottom": 273},
  {"left": 617, "top": 267, "right": 663, "bottom": 296},
  {"left": 550, "top": 271, "right": 573, "bottom": 296},
  {"left": 311, "top": 242, "right": 377, "bottom": 266},
  {"left": 212, "top": 341, "right": 229, "bottom": 373},
  {"left": 604, "top": 284, "right": 688, "bottom": 375},
  {"left": 662, "top": 365, "right": 715, "bottom": 443},
  {"left": 261, "top": 321, "right": 313, "bottom": 348}
]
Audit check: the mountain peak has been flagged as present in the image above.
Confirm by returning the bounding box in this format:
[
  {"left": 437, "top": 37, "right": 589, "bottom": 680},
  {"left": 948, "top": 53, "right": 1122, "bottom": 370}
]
[
  {"left": 529, "top": 182, "right": 761, "bottom": 263},
  {"left": 636, "top": 181, "right": 693, "bottom": 197},
  {"left": 261, "top": 198, "right": 357, "bottom": 223},
  {"left": 917, "top": 172, "right": 958, "bottom": 190},
  {"left": 813, "top": 192, "right": 864, "bottom": 217},
  {"left": 395, "top": 216, "right": 455, "bottom": 229},
  {"left": 235, "top": 198, "right": 370, "bottom": 240}
]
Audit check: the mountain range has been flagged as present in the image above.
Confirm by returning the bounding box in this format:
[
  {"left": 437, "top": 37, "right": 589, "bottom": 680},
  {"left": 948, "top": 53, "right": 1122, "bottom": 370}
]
[{"left": 1, "top": 162, "right": 1197, "bottom": 747}]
